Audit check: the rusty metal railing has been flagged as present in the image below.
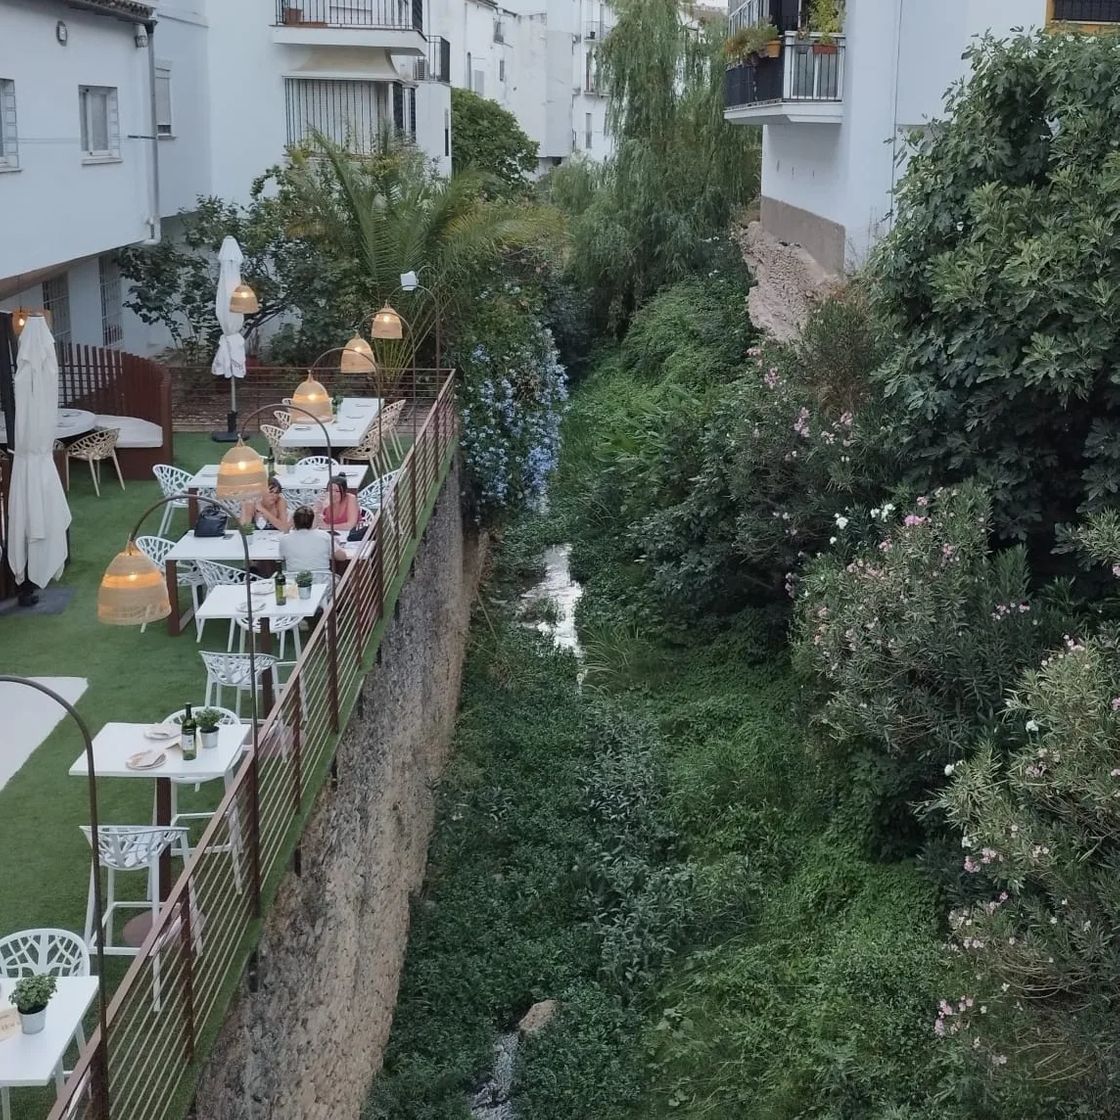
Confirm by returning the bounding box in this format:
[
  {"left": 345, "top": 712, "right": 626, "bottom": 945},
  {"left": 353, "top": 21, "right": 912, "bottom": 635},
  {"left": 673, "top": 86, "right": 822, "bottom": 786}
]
[{"left": 47, "top": 371, "right": 458, "bottom": 1120}]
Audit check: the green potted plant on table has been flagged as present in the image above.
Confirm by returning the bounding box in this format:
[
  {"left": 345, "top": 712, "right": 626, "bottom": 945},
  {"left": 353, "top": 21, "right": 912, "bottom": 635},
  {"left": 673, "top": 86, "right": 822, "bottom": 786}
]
[
  {"left": 9, "top": 974, "right": 57, "bottom": 1035},
  {"left": 295, "top": 570, "right": 313, "bottom": 600},
  {"left": 724, "top": 21, "right": 781, "bottom": 65},
  {"left": 196, "top": 708, "right": 223, "bottom": 749}
]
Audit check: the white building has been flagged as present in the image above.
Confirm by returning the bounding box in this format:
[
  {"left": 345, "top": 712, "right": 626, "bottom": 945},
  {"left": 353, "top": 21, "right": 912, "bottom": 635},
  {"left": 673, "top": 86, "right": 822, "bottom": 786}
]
[
  {"left": 431, "top": 0, "right": 614, "bottom": 174},
  {"left": 720, "top": 0, "right": 1099, "bottom": 281}
]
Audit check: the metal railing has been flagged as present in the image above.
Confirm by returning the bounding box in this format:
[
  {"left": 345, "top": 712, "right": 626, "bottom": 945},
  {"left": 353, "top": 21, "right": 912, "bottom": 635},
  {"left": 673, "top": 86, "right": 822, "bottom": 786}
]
[
  {"left": 1052, "top": 0, "right": 1120, "bottom": 20},
  {"left": 275, "top": 0, "right": 422, "bottom": 31},
  {"left": 583, "top": 19, "right": 612, "bottom": 40},
  {"left": 724, "top": 32, "right": 844, "bottom": 110},
  {"left": 47, "top": 371, "right": 459, "bottom": 1120},
  {"left": 728, "top": 0, "right": 801, "bottom": 34},
  {"left": 397, "top": 36, "right": 452, "bottom": 83}
]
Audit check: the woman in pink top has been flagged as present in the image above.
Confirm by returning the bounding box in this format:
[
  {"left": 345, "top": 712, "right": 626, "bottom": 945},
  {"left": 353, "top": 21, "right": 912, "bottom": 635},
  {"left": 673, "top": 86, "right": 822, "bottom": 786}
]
[{"left": 316, "top": 476, "right": 359, "bottom": 533}]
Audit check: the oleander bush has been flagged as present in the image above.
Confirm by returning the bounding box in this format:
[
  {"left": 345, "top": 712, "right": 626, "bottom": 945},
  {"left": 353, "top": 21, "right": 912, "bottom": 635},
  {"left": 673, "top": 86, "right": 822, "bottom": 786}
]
[{"left": 794, "top": 485, "right": 1070, "bottom": 855}]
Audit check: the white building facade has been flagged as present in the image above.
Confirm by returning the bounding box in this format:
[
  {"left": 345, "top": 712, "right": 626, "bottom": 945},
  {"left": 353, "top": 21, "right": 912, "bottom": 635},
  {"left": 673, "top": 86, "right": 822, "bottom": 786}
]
[{"left": 720, "top": 0, "right": 1099, "bottom": 277}]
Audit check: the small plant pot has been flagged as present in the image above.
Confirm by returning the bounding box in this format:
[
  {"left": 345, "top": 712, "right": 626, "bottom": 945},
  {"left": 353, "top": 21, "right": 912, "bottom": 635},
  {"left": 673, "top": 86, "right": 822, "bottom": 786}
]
[
  {"left": 20, "top": 1009, "right": 46, "bottom": 1035},
  {"left": 812, "top": 42, "right": 838, "bottom": 54},
  {"left": 200, "top": 729, "right": 219, "bottom": 750},
  {"left": 764, "top": 39, "right": 781, "bottom": 58},
  {"left": 298, "top": 585, "right": 312, "bottom": 600},
  {"left": 794, "top": 40, "right": 811, "bottom": 54}
]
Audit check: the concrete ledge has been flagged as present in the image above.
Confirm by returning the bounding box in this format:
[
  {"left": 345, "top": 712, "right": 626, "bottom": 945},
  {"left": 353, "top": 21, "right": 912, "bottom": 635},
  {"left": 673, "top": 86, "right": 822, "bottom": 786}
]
[{"left": 760, "top": 195, "right": 846, "bottom": 277}]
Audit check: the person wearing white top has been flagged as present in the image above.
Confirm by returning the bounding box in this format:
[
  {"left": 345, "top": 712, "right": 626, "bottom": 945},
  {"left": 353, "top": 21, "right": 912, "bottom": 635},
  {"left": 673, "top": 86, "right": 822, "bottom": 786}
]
[{"left": 279, "top": 506, "right": 347, "bottom": 573}]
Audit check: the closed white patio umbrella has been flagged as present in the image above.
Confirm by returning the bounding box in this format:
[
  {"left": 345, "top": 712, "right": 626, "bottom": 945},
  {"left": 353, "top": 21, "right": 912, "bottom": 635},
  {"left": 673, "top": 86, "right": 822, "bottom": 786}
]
[
  {"left": 8, "top": 315, "right": 71, "bottom": 589},
  {"left": 211, "top": 235, "right": 247, "bottom": 439}
]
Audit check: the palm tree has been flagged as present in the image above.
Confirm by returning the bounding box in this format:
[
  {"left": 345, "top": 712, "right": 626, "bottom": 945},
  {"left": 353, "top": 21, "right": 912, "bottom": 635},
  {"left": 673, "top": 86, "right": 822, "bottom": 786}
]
[{"left": 280, "top": 133, "right": 562, "bottom": 378}]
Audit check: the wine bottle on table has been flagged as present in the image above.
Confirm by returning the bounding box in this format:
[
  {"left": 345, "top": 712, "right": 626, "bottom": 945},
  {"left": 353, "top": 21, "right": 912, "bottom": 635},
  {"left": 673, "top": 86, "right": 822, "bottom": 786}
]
[
  {"left": 180, "top": 703, "right": 197, "bottom": 761},
  {"left": 275, "top": 567, "right": 286, "bottom": 606}
]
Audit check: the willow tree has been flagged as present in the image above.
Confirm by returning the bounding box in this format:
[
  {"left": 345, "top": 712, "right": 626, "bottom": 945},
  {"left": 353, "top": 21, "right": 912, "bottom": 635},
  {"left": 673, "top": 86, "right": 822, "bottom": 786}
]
[{"left": 547, "top": 0, "right": 760, "bottom": 327}]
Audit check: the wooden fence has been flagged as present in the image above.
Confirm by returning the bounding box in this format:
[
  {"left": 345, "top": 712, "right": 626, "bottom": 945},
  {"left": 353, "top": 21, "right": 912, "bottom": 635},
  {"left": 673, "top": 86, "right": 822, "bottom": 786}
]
[{"left": 47, "top": 370, "right": 459, "bottom": 1120}]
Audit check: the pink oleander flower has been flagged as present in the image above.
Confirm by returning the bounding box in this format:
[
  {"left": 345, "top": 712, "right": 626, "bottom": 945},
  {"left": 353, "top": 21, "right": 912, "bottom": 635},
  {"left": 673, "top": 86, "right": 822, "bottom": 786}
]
[
  {"left": 916, "top": 495, "right": 929, "bottom": 507},
  {"left": 903, "top": 514, "right": 929, "bottom": 527}
]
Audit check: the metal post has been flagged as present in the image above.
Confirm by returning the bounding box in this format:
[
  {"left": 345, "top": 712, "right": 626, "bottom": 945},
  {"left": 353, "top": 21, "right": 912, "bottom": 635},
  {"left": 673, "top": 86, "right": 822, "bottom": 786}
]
[
  {"left": 179, "top": 885, "right": 196, "bottom": 1063},
  {"left": 0, "top": 677, "right": 111, "bottom": 1118}
]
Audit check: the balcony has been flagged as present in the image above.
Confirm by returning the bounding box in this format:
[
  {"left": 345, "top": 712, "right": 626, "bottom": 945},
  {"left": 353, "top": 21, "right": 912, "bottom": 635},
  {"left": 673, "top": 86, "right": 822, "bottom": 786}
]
[
  {"left": 724, "top": 32, "right": 844, "bottom": 125},
  {"left": 274, "top": 0, "right": 425, "bottom": 53},
  {"left": 396, "top": 36, "right": 452, "bottom": 83},
  {"left": 1050, "top": 0, "right": 1120, "bottom": 23},
  {"left": 583, "top": 19, "right": 613, "bottom": 40}
]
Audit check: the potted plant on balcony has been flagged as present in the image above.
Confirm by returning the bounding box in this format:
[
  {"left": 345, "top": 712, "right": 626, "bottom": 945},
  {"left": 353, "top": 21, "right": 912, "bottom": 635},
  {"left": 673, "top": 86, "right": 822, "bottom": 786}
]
[
  {"left": 295, "top": 570, "right": 313, "bottom": 600},
  {"left": 806, "top": 0, "right": 843, "bottom": 52},
  {"left": 281, "top": 3, "right": 303, "bottom": 25},
  {"left": 9, "top": 974, "right": 57, "bottom": 1036},
  {"left": 196, "top": 708, "right": 223, "bottom": 750},
  {"left": 724, "top": 21, "right": 781, "bottom": 65}
]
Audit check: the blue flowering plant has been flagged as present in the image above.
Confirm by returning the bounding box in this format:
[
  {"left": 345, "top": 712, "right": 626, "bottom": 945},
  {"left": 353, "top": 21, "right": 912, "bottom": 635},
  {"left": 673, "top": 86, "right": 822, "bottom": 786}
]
[{"left": 452, "top": 284, "right": 568, "bottom": 522}]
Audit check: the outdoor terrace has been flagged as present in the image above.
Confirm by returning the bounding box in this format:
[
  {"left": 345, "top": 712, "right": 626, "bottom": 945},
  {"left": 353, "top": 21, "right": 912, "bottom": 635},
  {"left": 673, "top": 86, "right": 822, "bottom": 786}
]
[{"left": 0, "top": 367, "right": 458, "bottom": 1120}]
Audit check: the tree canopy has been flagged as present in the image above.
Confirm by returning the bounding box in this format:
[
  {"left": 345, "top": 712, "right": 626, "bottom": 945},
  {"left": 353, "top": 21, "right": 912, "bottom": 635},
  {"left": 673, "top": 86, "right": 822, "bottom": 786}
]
[
  {"left": 450, "top": 87, "right": 538, "bottom": 194},
  {"left": 872, "top": 31, "right": 1120, "bottom": 547}
]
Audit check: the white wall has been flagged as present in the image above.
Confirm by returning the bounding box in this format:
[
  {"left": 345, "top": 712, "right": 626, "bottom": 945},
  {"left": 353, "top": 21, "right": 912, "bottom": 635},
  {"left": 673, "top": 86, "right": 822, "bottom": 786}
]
[
  {"left": 759, "top": 0, "right": 1048, "bottom": 271},
  {"left": 0, "top": 0, "right": 156, "bottom": 286}
]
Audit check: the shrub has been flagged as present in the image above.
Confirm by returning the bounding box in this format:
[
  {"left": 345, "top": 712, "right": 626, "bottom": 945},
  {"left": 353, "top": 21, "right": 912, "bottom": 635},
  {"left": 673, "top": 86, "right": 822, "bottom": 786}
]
[
  {"left": 452, "top": 285, "right": 568, "bottom": 522},
  {"left": 794, "top": 484, "right": 1068, "bottom": 853},
  {"left": 872, "top": 31, "right": 1120, "bottom": 547},
  {"left": 932, "top": 631, "right": 1120, "bottom": 1115},
  {"left": 450, "top": 87, "right": 538, "bottom": 194}
]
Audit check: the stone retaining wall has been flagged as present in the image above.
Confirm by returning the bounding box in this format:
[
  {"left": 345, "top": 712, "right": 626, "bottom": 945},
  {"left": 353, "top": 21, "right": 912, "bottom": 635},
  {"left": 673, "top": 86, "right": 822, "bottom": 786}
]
[{"left": 194, "top": 460, "right": 483, "bottom": 1119}]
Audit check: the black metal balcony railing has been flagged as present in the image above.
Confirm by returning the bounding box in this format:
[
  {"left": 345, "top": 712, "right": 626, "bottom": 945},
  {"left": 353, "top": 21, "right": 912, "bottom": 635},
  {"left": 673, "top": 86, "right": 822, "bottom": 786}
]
[
  {"left": 728, "top": 0, "right": 801, "bottom": 36},
  {"left": 724, "top": 34, "right": 844, "bottom": 111},
  {"left": 1052, "top": 0, "right": 1120, "bottom": 20},
  {"left": 276, "top": 0, "right": 422, "bottom": 32},
  {"left": 398, "top": 36, "right": 452, "bottom": 82},
  {"left": 584, "top": 19, "right": 611, "bottom": 40}
]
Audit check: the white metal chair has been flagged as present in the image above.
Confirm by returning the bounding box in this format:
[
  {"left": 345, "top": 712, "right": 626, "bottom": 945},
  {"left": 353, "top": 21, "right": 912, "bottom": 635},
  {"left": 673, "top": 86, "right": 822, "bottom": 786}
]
[
  {"left": 358, "top": 471, "right": 399, "bottom": 516},
  {"left": 0, "top": 929, "right": 90, "bottom": 1111},
  {"left": 260, "top": 423, "right": 287, "bottom": 459},
  {"left": 282, "top": 486, "right": 323, "bottom": 512},
  {"left": 196, "top": 559, "right": 269, "bottom": 648},
  {"left": 152, "top": 464, "right": 196, "bottom": 537},
  {"left": 273, "top": 409, "right": 292, "bottom": 430},
  {"left": 135, "top": 534, "right": 206, "bottom": 639},
  {"left": 80, "top": 826, "right": 189, "bottom": 957},
  {"left": 340, "top": 425, "right": 384, "bottom": 472},
  {"left": 64, "top": 428, "right": 124, "bottom": 496},
  {"left": 233, "top": 610, "right": 303, "bottom": 660},
  {"left": 198, "top": 652, "right": 278, "bottom": 718},
  {"left": 296, "top": 455, "right": 342, "bottom": 472}
]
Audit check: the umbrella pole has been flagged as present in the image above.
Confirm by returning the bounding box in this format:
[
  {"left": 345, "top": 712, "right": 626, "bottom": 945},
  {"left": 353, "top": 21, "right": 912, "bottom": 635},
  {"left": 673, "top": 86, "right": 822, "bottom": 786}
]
[{"left": 211, "top": 377, "right": 240, "bottom": 443}]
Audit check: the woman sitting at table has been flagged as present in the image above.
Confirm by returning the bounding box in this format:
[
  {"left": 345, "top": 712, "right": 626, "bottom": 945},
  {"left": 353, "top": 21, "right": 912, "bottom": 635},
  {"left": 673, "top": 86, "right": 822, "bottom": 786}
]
[
  {"left": 280, "top": 506, "right": 348, "bottom": 571},
  {"left": 242, "top": 476, "right": 291, "bottom": 531},
  {"left": 315, "top": 475, "right": 359, "bottom": 533}
]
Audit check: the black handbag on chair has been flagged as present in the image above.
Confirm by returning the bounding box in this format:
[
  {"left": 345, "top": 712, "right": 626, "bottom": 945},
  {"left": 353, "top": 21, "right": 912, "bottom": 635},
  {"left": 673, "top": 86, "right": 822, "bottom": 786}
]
[{"left": 194, "top": 504, "right": 229, "bottom": 538}]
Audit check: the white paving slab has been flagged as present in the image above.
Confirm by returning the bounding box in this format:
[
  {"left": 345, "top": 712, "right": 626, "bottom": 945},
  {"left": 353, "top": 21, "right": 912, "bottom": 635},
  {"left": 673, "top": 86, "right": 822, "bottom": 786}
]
[{"left": 0, "top": 677, "right": 88, "bottom": 792}]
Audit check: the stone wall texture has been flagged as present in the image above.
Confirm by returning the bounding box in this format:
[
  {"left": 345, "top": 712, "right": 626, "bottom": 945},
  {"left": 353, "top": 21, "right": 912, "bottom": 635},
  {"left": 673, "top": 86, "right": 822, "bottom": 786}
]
[{"left": 194, "top": 460, "right": 483, "bottom": 1120}]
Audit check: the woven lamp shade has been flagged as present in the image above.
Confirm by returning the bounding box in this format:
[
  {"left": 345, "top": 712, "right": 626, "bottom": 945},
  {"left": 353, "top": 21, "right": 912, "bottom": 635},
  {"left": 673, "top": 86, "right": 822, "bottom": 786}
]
[
  {"left": 229, "top": 283, "right": 260, "bottom": 314},
  {"left": 371, "top": 304, "right": 403, "bottom": 340},
  {"left": 98, "top": 543, "right": 171, "bottom": 626},
  {"left": 216, "top": 440, "right": 268, "bottom": 500},
  {"left": 292, "top": 372, "right": 333, "bottom": 422},
  {"left": 341, "top": 335, "right": 376, "bottom": 374}
]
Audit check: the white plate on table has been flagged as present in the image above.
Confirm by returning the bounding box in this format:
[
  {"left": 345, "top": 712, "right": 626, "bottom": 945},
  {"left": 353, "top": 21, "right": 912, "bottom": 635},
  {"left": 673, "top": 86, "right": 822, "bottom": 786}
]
[
  {"left": 144, "top": 724, "right": 178, "bottom": 741},
  {"left": 127, "top": 749, "right": 167, "bottom": 771}
]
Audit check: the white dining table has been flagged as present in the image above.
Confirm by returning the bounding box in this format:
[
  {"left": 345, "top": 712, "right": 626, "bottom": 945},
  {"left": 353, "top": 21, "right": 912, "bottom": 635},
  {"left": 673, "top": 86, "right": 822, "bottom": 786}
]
[
  {"left": 278, "top": 397, "right": 382, "bottom": 450},
  {"left": 186, "top": 462, "right": 368, "bottom": 493},
  {"left": 0, "top": 975, "right": 98, "bottom": 1117},
  {"left": 0, "top": 407, "right": 95, "bottom": 445},
  {"left": 195, "top": 582, "right": 327, "bottom": 627},
  {"left": 69, "top": 721, "right": 250, "bottom": 899}
]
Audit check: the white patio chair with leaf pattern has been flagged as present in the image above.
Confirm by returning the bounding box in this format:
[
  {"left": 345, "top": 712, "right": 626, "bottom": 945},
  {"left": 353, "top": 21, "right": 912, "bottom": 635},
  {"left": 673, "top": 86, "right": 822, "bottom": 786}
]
[{"left": 135, "top": 534, "right": 206, "bottom": 639}]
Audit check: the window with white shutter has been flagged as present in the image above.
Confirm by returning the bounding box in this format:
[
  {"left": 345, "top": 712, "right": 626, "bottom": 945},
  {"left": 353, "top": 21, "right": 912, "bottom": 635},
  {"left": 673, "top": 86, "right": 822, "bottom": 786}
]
[
  {"left": 155, "top": 65, "right": 173, "bottom": 136},
  {"left": 79, "top": 85, "right": 120, "bottom": 160}
]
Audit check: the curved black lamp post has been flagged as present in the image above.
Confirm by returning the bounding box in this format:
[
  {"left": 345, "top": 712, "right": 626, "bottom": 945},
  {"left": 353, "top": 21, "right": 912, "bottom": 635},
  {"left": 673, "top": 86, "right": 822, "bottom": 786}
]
[{"left": 0, "top": 676, "right": 111, "bottom": 1118}]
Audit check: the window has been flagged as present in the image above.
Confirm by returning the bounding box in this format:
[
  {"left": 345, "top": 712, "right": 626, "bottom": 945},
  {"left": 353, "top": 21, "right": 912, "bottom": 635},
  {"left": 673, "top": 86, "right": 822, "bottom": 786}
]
[
  {"left": 585, "top": 112, "right": 592, "bottom": 150},
  {"left": 79, "top": 85, "right": 120, "bottom": 160},
  {"left": 0, "top": 79, "right": 17, "bottom": 169},
  {"left": 443, "top": 108, "right": 450, "bottom": 157},
  {"left": 499, "top": 58, "right": 506, "bottom": 82},
  {"left": 285, "top": 78, "right": 384, "bottom": 153},
  {"left": 155, "top": 64, "right": 173, "bottom": 136},
  {"left": 473, "top": 69, "right": 485, "bottom": 96},
  {"left": 42, "top": 275, "right": 72, "bottom": 349},
  {"left": 585, "top": 49, "right": 594, "bottom": 92},
  {"left": 99, "top": 257, "right": 123, "bottom": 348}
]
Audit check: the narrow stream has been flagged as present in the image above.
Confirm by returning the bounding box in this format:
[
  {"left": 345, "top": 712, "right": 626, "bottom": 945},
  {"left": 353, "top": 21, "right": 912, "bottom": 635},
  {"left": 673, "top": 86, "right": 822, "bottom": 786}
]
[{"left": 519, "top": 543, "right": 583, "bottom": 658}]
